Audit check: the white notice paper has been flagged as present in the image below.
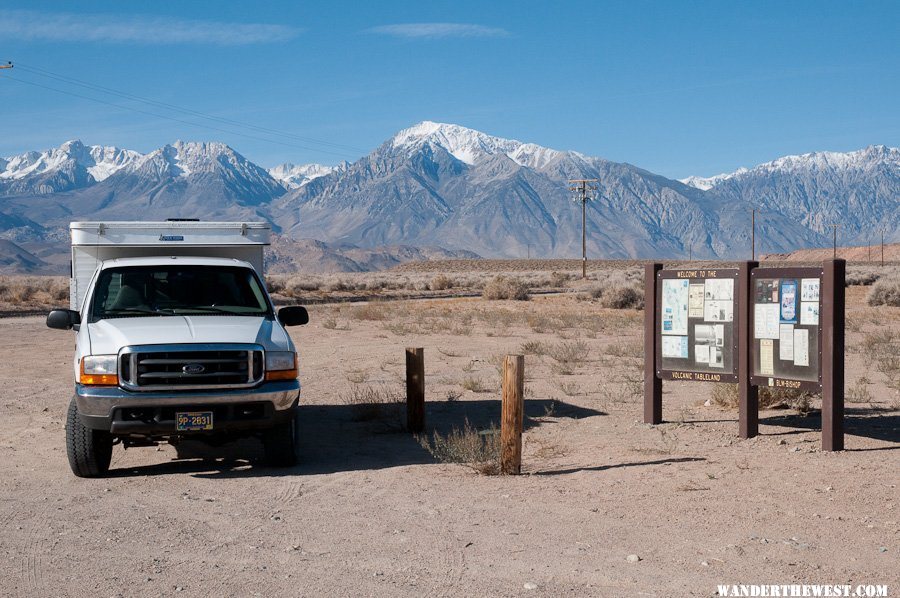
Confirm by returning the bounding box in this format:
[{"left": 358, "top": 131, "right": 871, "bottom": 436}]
[
  {"left": 662, "top": 335, "right": 689, "bottom": 358},
  {"left": 704, "top": 278, "right": 734, "bottom": 301},
  {"left": 695, "top": 344, "right": 710, "bottom": 365},
  {"left": 800, "top": 302, "right": 819, "bottom": 326},
  {"left": 801, "top": 278, "right": 820, "bottom": 302},
  {"left": 760, "top": 339, "right": 774, "bottom": 375},
  {"left": 794, "top": 328, "right": 809, "bottom": 366},
  {"left": 779, "top": 324, "right": 794, "bottom": 361},
  {"left": 754, "top": 303, "right": 780, "bottom": 340},
  {"left": 662, "top": 279, "right": 690, "bottom": 336},
  {"left": 689, "top": 284, "right": 705, "bottom": 318},
  {"left": 704, "top": 300, "right": 734, "bottom": 322}
]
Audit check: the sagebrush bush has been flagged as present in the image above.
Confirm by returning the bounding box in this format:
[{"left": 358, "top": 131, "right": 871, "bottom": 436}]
[
  {"left": 845, "top": 269, "right": 880, "bottom": 286},
  {"left": 482, "top": 276, "right": 529, "bottom": 301},
  {"left": 867, "top": 278, "right": 900, "bottom": 307},
  {"left": 430, "top": 274, "right": 453, "bottom": 291},
  {"left": 599, "top": 285, "right": 644, "bottom": 309},
  {"left": 418, "top": 420, "right": 500, "bottom": 475},
  {"left": 341, "top": 384, "right": 404, "bottom": 424},
  {"left": 710, "top": 383, "right": 813, "bottom": 413}
]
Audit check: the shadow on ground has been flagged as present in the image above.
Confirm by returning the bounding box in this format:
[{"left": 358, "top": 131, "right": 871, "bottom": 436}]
[
  {"left": 108, "top": 398, "right": 605, "bottom": 478},
  {"left": 761, "top": 406, "right": 900, "bottom": 448}
]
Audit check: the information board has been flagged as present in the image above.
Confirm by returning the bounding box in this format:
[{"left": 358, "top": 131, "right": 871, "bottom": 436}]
[
  {"left": 750, "top": 267, "right": 822, "bottom": 391},
  {"left": 656, "top": 268, "right": 739, "bottom": 382}
]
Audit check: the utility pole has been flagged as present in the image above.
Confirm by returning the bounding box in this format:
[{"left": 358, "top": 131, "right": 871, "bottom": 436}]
[
  {"left": 828, "top": 224, "right": 840, "bottom": 259},
  {"left": 882, "top": 229, "right": 885, "bottom": 267},
  {"left": 568, "top": 179, "right": 598, "bottom": 279},
  {"left": 751, "top": 208, "right": 756, "bottom": 261}
]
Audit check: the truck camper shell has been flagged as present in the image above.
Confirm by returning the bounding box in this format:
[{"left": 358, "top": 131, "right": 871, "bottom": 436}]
[{"left": 69, "top": 221, "right": 270, "bottom": 310}]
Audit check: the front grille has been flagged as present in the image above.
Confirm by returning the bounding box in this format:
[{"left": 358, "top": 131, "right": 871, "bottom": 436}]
[{"left": 120, "top": 345, "right": 264, "bottom": 391}]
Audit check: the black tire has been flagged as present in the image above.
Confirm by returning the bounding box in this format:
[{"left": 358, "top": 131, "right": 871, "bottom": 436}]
[
  {"left": 262, "top": 409, "right": 299, "bottom": 467},
  {"left": 65, "top": 397, "right": 113, "bottom": 477}
]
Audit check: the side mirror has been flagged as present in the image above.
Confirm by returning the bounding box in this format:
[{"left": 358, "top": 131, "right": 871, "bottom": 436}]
[
  {"left": 47, "top": 309, "right": 81, "bottom": 330},
  {"left": 278, "top": 305, "right": 309, "bottom": 327}
]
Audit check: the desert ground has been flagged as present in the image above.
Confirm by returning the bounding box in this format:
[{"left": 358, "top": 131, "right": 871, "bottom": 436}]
[{"left": 0, "top": 275, "right": 898, "bottom": 597}]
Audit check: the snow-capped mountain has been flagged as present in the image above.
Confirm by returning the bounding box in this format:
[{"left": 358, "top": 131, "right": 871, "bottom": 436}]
[
  {"left": 268, "top": 162, "right": 344, "bottom": 189},
  {"left": 0, "top": 140, "right": 142, "bottom": 195},
  {"left": 680, "top": 168, "right": 748, "bottom": 191},
  {"left": 390, "top": 121, "right": 574, "bottom": 169},
  {"left": 1, "top": 140, "right": 288, "bottom": 227},
  {"left": 272, "top": 121, "right": 824, "bottom": 259},
  {"left": 686, "top": 145, "right": 900, "bottom": 244},
  {"left": 1, "top": 124, "right": 896, "bottom": 270}
]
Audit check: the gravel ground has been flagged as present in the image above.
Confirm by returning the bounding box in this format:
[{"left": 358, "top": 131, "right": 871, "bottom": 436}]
[{"left": 0, "top": 290, "right": 897, "bottom": 597}]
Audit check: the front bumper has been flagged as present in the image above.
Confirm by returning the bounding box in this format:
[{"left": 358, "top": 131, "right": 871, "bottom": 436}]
[{"left": 75, "top": 380, "right": 300, "bottom": 434}]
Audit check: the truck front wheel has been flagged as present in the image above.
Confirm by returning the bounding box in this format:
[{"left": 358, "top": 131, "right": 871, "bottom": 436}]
[
  {"left": 65, "top": 397, "right": 113, "bottom": 477},
  {"left": 262, "top": 408, "right": 299, "bottom": 467}
]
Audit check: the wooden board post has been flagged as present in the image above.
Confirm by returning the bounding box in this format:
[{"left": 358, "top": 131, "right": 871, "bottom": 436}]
[
  {"left": 738, "top": 261, "right": 759, "bottom": 438},
  {"left": 644, "top": 263, "right": 663, "bottom": 424},
  {"left": 821, "top": 259, "right": 845, "bottom": 451},
  {"left": 405, "top": 347, "right": 425, "bottom": 433},
  {"left": 501, "top": 354, "right": 525, "bottom": 475}
]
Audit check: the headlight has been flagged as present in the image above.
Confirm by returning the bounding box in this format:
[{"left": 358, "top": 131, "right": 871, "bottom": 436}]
[
  {"left": 80, "top": 355, "right": 118, "bottom": 386},
  {"left": 265, "top": 351, "right": 297, "bottom": 381}
]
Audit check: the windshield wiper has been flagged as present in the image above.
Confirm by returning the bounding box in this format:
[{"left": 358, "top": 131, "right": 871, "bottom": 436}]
[
  {"left": 174, "top": 306, "right": 248, "bottom": 315},
  {"left": 101, "top": 307, "right": 174, "bottom": 316}
]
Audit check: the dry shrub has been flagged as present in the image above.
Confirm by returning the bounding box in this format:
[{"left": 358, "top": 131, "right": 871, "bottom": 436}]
[
  {"left": 0, "top": 275, "right": 69, "bottom": 308},
  {"left": 418, "top": 420, "right": 500, "bottom": 475},
  {"left": 430, "top": 274, "right": 453, "bottom": 291},
  {"left": 867, "top": 278, "right": 900, "bottom": 307},
  {"left": 710, "top": 383, "right": 813, "bottom": 414},
  {"left": 520, "top": 340, "right": 548, "bottom": 355},
  {"left": 604, "top": 341, "right": 643, "bottom": 359},
  {"left": 342, "top": 384, "right": 404, "bottom": 425},
  {"left": 550, "top": 271, "right": 571, "bottom": 287},
  {"left": 547, "top": 340, "right": 589, "bottom": 374},
  {"left": 845, "top": 268, "right": 879, "bottom": 286},
  {"left": 349, "top": 303, "right": 389, "bottom": 321},
  {"left": 482, "top": 276, "right": 529, "bottom": 301},
  {"left": 861, "top": 330, "right": 900, "bottom": 391},
  {"left": 597, "top": 284, "right": 644, "bottom": 309},
  {"left": 461, "top": 376, "right": 490, "bottom": 393}
]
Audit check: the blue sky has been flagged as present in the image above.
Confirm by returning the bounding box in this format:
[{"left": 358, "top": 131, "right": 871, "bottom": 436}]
[{"left": 1, "top": 0, "right": 898, "bottom": 178}]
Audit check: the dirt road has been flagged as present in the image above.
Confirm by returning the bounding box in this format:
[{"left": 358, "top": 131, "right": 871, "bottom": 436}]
[{"left": 1, "top": 294, "right": 897, "bottom": 597}]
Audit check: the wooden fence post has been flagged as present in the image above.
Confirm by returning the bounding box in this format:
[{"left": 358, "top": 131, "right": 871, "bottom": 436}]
[
  {"left": 739, "top": 261, "right": 759, "bottom": 438},
  {"left": 405, "top": 347, "right": 425, "bottom": 433},
  {"left": 644, "top": 263, "right": 663, "bottom": 424},
  {"left": 821, "top": 259, "right": 845, "bottom": 451},
  {"left": 501, "top": 354, "right": 525, "bottom": 475}
]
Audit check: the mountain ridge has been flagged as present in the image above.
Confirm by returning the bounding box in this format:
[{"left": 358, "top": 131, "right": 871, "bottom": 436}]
[{"left": 1, "top": 123, "right": 896, "bottom": 270}]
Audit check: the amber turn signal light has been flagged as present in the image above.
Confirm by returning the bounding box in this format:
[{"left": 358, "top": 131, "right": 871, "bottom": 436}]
[{"left": 265, "top": 368, "right": 298, "bottom": 381}]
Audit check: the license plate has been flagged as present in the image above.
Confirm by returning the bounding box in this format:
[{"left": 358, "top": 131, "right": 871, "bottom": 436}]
[{"left": 176, "top": 411, "right": 213, "bottom": 431}]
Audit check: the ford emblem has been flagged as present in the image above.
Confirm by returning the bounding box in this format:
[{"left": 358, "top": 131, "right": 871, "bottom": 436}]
[{"left": 183, "top": 363, "right": 206, "bottom": 375}]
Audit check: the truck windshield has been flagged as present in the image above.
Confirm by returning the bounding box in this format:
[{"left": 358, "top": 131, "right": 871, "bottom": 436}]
[{"left": 90, "top": 266, "right": 271, "bottom": 320}]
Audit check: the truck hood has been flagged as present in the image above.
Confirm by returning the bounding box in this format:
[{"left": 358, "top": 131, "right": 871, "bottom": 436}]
[{"left": 86, "top": 316, "right": 292, "bottom": 355}]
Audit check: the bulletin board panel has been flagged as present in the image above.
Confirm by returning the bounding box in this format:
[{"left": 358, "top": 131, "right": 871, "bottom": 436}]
[
  {"left": 750, "top": 267, "right": 823, "bottom": 392},
  {"left": 656, "top": 268, "right": 739, "bottom": 383}
]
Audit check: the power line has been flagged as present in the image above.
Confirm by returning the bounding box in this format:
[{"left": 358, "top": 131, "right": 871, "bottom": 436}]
[
  {"left": 9, "top": 61, "right": 367, "bottom": 154},
  {"left": 1, "top": 74, "right": 356, "bottom": 158}
]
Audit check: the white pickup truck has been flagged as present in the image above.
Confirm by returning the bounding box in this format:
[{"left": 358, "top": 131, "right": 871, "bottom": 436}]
[{"left": 46, "top": 221, "right": 309, "bottom": 477}]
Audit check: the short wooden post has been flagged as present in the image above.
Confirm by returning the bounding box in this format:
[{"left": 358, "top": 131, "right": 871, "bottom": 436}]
[
  {"left": 821, "top": 259, "right": 845, "bottom": 451},
  {"left": 738, "top": 261, "right": 759, "bottom": 438},
  {"left": 643, "top": 263, "right": 663, "bottom": 424},
  {"left": 405, "top": 347, "right": 425, "bottom": 433},
  {"left": 501, "top": 354, "right": 525, "bottom": 475}
]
